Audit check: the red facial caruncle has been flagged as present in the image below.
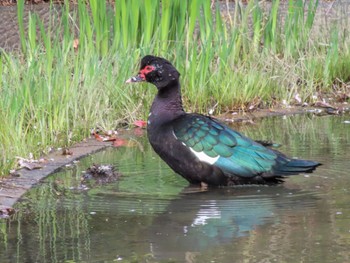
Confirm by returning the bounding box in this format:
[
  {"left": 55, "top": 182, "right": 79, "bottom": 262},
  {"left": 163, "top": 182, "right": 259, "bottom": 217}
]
[
  {"left": 139, "top": 65, "right": 156, "bottom": 80},
  {"left": 125, "top": 65, "right": 156, "bottom": 83}
]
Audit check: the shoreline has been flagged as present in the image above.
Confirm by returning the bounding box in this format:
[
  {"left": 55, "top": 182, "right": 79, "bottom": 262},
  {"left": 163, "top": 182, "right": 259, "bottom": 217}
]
[{"left": 0, "top": 138, "right": 111, "bottom": 214}]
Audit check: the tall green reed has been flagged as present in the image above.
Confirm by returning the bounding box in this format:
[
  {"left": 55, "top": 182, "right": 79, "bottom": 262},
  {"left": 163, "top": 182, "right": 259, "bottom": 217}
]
[{"left": 284, "top": 0, "right": 319, "bottom": 57}]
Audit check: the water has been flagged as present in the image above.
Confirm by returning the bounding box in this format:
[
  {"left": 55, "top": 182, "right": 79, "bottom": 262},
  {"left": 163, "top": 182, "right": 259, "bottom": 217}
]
[{"left": 0, "top": 114, "right": 349, "bottom": 263}]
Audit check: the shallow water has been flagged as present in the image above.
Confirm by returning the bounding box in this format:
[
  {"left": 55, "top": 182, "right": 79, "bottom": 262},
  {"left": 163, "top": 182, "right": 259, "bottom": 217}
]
[{"left": 0, "top": 114, "right": 349, "bottom": 263}]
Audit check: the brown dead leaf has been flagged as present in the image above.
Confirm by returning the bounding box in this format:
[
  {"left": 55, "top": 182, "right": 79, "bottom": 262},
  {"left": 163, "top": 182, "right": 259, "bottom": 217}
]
[
  {"left": 93, "top": 132, "right": 105, "bottom": 142},
  {"left": 18, "top": 159, "right": 43, "bottom": 170},
  {"left": 62, "top": 148, "right": 73, "bottom": 156},
  {"left": 247, "top": 97, "right": 262, "bottom": 111},
  {"left": 16, "top": 156, "right": 47, "bottom": 170},
  {"left": 93, "top": 132, "right": 118, "bottom": 142}
]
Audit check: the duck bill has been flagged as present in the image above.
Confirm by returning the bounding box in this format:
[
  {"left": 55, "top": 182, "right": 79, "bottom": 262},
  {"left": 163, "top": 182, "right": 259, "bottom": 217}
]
[{"left": 125, "top": 74, "right": 145, "bottom": 83}]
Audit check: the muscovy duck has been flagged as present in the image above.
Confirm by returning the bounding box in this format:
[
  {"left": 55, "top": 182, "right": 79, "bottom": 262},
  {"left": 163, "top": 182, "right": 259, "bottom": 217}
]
[{"left": 126, "top": 55, "right": 320, "bottom": 186}]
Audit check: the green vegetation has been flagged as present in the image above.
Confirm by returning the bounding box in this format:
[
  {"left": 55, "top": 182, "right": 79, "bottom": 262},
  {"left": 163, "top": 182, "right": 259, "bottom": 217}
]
[{"left": 0, "top": 0, "right": 349, "bottom": 176}]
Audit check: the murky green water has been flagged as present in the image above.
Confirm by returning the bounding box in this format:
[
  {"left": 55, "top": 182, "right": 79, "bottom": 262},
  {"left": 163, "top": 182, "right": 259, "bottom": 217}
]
[{"left": 1, "top": 114, "right": 349, "bottom": 263}]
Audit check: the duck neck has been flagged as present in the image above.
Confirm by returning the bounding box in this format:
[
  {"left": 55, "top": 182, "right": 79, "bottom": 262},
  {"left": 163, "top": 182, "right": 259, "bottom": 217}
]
[{"left": 149, "top": 79, "right": 185, "bottom": 124}]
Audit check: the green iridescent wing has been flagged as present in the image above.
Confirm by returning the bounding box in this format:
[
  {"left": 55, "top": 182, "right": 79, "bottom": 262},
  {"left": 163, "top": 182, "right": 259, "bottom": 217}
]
[{"left": 173, "top": 114, "right": 279, "bottom": 178}]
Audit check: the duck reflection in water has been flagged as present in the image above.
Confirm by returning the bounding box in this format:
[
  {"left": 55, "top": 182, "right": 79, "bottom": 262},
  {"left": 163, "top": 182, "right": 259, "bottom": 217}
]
[{"left": 144, "top": 186, "right": 316, "bottom": 260}]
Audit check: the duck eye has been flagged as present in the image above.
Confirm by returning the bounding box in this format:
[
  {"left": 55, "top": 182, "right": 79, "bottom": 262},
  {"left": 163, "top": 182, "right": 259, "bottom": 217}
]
[{"left": 141, "top": 65, "right": 155, "bottom": 75}]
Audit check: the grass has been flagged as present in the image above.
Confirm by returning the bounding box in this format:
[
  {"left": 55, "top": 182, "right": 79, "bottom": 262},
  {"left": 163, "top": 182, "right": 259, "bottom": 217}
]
[{"left": 0, "top": 0, "right": 349, "bottom": 176}]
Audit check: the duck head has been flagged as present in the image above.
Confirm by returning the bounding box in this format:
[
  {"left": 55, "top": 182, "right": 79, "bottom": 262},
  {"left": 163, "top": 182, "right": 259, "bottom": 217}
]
[{"left": 126, "top": 55, "right": 180, "bottom": 90}]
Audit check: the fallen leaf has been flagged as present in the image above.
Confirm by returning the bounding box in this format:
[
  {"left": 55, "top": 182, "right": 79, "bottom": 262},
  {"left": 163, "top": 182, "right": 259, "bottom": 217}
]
[
  {"left": 18, "top": 159, "right": 43, "bottom": 170},
  {"left": 247, "top": 97, "right": 262, "bottom": 111},
  {"left": 93, "top": 132, "right": 105, "bottom": 142},
  {"left": 104, "top": 135, "right": 118, "bottom": 141},
  {"left": 112, "top": 138, "right": 129, "bottom": 147},
  {"left": 294, "top": 93, "right": 302, "bottom": 104},
  {"left": 16, "top": 156, "right": 46, "bottom": 170},
  {"left": 62, "top": 148, "right": 73, "bottom": 156},
  {"left": 105, "top": 130, "right": 118, "bottom": 136},
  {"left": 93, "top": 132, "right": 117, "bottom": 142},
  {"left": 134, "top": 120, "right": 147, "bottom": 128}
]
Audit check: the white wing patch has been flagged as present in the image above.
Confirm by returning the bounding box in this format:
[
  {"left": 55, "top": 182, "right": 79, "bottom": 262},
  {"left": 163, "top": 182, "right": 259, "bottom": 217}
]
[
  {"left": 172, "top": 130, "right": 219, "bottom": 165},
  {"left": 189, "top": 148, "right": 219, "bottom": 165}
]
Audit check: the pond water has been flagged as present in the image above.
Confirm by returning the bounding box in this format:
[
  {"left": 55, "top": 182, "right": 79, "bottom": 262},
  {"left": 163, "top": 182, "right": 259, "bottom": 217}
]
[{"left": 0, "top": 114, "right": 349, "bottom": 263}]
